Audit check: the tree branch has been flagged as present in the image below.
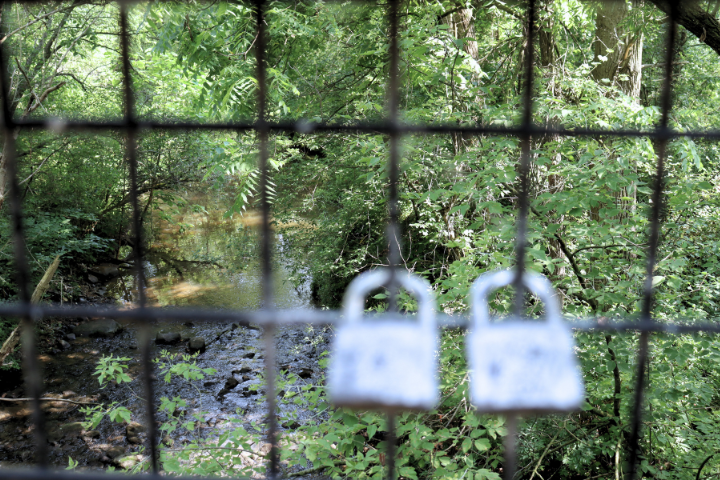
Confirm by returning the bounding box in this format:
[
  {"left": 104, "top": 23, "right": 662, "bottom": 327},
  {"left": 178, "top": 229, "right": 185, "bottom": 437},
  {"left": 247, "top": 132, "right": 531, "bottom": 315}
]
[
  {"left": 55, "top": 72, "right": 87, "bottom": 91},
  {"left": 25, "top": 81, "right": 66, "bottom": 115},
  {"left": 19, "top": 141, "right": 69, "bottom": 185},
  {"left": 528, "top": 203, "right": 599, "bottom": 311},
  {"left": 572, "top": 242, "right": 648, "bottom": 256},
  {"left": 647, "top": 0, "right": 720, "bottom": 57},
  {"left": 0, "top": 2, "right": 89, "bottom": 45}
]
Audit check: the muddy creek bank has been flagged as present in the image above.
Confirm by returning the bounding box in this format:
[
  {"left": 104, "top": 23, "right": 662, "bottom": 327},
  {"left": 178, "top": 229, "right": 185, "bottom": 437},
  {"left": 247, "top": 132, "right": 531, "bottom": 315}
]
[{"left": 0, "top": 190, "right": 328, "bottom": 473}]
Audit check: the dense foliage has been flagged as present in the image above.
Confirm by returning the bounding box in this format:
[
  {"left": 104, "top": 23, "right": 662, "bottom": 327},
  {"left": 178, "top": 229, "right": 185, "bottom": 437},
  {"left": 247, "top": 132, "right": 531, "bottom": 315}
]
[{"left": 2, "top": 0, "right": 720, "bottom": 478}]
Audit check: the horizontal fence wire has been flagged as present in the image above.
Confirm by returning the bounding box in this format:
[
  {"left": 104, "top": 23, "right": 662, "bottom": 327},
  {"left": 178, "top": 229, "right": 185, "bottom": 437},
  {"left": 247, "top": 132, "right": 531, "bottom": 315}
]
[
  {"left": 0, "top": 0, "right": 710, "bottom": 479},
  {"left": 0, "top": 303, "right": 719, "bottom": 332},
  {"left": 7, "top": 117, "right": 720, "bottom": 139}
]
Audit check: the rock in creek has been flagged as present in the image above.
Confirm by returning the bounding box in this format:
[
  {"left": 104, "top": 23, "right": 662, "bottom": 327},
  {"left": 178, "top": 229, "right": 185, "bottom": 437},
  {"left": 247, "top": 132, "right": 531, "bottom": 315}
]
[
  {"left": 188, "top": 336, "right": 206, "bottom": 353},
  {"left": 89, "top": 263, "right": 120, "bottom": 279},
  {"left": 87, "top": 274, "right": 99, "bottom": 284},
  {"left": 117, "top": 455, "right": 141, "bottom": 470},
  {"left": 224, "top": 377, "right": 239, "bottom": 390},
  {"left": 156, "top": 331, "right": 182, "bottom": 344},
  {"left": 126, "top": 421, "right": 146, "bottom": 438},
  {"left": 58, "top": 339, "right": 71, "bottom": 350},
  {"left": 47, "top": 422, "right": 85, "bottom": 441},
  {"left": 216, "top": 376, "right": 240, "bottom": 399},
  {"left": 73, "top": 319, "right": 121, "bottom": 338},
  {"left": 65, "top": 333, "right": 76, "bottom": 341},
  {"left": 298, "top": 367, "right": 314, "bottom": 379},
  {"left": 105, "top": 446, "right": 126, "bottom": 459}
]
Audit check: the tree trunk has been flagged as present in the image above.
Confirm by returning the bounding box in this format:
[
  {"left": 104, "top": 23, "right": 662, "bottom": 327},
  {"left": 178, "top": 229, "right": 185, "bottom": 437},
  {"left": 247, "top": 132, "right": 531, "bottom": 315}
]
[
  {"left": 591, "top": 0, "right": 629, "bottom": 85},
  {"left": 538, "top": 9, "right": 555, "bottom": 68},
  {"left": 443, "top": 6, "right": 480, "bottom": 154},
  {"left": 617, "top": 33, "right": 643, "bottom": 98},
  {"left": 444, "top": 8, "right": 479, "bottom": 62}
]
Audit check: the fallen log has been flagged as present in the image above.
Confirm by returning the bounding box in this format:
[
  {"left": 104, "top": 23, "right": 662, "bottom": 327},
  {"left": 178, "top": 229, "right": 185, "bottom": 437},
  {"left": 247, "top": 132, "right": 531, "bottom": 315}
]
[
  {"left": 0, "top": 397, "right": 98, "bottom": 405},
  {"left": 0, "top": 254, "right": 61, "bottom": 365}
]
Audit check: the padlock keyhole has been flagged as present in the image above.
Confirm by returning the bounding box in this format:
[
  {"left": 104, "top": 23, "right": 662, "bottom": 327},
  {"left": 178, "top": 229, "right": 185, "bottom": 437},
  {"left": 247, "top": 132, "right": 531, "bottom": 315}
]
[{"left": 374, "top": 354, "right": 386, "bottom": 369}]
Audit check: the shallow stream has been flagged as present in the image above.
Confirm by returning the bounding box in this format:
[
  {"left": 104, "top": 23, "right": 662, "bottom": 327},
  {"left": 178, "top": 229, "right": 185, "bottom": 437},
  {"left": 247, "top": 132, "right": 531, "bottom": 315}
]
[{"left": 0, "top": 189, "right": 326, "bottom": 474}]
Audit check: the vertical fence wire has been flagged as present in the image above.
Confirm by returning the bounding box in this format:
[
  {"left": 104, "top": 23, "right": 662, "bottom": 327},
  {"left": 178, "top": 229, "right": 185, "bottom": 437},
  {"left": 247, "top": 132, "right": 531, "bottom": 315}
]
[
  {"left": 253, "top": 0, "right": 280, "bottom": 477},
  {"left": 505, "top": 0, "right": 537, "bottom": 477},
  {"left": 386, "top": 0, "right": 401, "bottom": 314},
  {"left": 118, "top": 3, "right": 159, "bottom": 472},
  {"left": 627, "top": 3, "right": 678, "bottom": 479},
  {"left": 512, "top": 0, "right": 537, "bottom": 318},
  {"left": 384, "top": 2, "right": 401, "bottom": 479},
  {"left": 0, "top": 0, "right": 48, "bottom": 466}
]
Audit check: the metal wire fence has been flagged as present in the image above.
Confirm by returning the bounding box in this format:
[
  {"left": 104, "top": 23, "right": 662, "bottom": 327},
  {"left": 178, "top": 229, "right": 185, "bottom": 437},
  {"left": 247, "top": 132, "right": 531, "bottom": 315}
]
[{"left": 0, "top": 0, "right": 711, "bottom": 479}]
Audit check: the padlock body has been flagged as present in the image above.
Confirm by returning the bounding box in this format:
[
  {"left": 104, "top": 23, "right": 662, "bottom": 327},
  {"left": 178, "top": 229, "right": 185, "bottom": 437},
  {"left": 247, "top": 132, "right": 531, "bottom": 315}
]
[
  {"left": 329, "top": 322, "right": 438, "bottom": 410},
  {"left": 468, "top": 321, "right": 584, "bottom": 413}
]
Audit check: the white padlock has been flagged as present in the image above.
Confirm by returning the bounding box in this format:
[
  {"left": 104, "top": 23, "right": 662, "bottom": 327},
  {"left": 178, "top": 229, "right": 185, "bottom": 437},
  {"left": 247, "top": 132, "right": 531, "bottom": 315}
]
[
  {"left": 467, "top": 270, "right": 584, "bottom": 413},
  {"left": 329, "top": 269, "right": 439, "bottom": 411}
]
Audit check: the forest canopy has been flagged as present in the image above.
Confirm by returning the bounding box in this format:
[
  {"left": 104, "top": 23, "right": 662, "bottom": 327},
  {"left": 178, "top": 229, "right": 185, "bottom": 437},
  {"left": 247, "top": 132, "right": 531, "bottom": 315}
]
[{"left": 1, "top": 0, "right": 720, "bottom": 478}]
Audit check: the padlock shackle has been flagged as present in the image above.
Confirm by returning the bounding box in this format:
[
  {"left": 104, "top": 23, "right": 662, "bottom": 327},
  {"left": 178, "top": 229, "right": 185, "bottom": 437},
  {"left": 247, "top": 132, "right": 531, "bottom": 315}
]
[
  {"left": 470, "top": 270, "right": 562, "bottom": 326},
  {"left": 343, "top": 269, "right": 435, "bottom": 329}
]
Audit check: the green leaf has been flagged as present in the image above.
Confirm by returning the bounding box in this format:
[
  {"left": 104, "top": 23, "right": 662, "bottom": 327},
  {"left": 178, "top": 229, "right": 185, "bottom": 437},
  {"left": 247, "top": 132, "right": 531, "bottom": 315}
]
[{"left": 474, "top": 438, "right": 490, "bottom": 451}]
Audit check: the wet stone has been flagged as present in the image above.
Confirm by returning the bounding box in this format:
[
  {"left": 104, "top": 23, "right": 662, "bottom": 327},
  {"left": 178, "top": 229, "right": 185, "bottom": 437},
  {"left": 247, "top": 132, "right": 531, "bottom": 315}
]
[
  {"left": 224, "top": 377, "right": 239, "bottom": 390},
  {"left": 126, "top": 422, "right": 146, "bottom": 438},
  {"left": 58, "top": 340, "right": 71, "bottom": 350},
  {"left": 117, "top": 455, "right": 140, "bottom": 470},
  {"left": 87, "top": 274, "right": 99, "bottom": 284},
  {"left": 89, "top": 264, "right": 120, "bottom": 278},
  {"left": 47, "top": 422, "right": 85, "bottom": 441},
  {"left": 188, "top": 337, "right": 206, "bottom": 353},
  {"left": 65, "top": 333, "right": 76, "bottom": 341},
  {"left": 105, "top": 446, "right": 126, "bottom": 459},
  {"left": 73, "top": 319, "right": 121, "bottom": 338},
  {"left": 298, "top": 368, "right": 314, "bottom": 379},
  {"left": 155, "top": 332, "right": 181, "bottom": 345}
]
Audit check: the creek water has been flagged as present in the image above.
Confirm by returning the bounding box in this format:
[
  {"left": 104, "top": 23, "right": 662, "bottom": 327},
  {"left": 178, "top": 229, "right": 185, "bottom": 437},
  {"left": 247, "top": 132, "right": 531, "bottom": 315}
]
[{"left": 0, "top": 189, "right": 326, "bottom": 474}]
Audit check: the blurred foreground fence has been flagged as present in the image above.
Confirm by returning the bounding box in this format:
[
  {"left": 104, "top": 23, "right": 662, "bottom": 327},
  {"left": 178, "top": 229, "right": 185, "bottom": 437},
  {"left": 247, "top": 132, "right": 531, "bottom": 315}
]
[{"left": 0, "top": 0, "right": 716, "bottom": 480}]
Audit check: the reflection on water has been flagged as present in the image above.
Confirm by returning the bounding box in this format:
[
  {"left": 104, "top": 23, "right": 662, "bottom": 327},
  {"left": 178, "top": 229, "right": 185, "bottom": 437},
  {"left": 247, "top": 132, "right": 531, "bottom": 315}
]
[{"left": 109, "top": 189, "right": 312, "bottom": 310}]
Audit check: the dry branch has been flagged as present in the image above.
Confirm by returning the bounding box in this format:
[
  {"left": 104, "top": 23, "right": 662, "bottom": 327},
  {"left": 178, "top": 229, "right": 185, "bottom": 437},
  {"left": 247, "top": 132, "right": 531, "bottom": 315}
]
[{"left": 0, "top": 255, "right": 61, "bottom": 365}]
